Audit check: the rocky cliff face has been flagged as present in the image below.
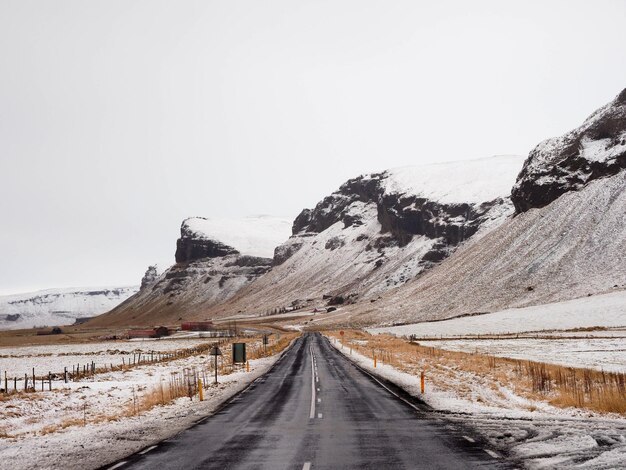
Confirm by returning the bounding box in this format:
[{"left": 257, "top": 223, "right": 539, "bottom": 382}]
[
  {"left": 512, "top": 89, "right": 626, "bottom": 212},
  {"left": 285, "top": 169, "right": 511, "bottom": 269},
  {"left": 175, "top": 219, "right": 239, "bottom": 263}
]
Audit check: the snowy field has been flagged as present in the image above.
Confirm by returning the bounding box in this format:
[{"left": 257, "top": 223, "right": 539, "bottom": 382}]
[
  {"left": 369, "top": 291, "right": 626, "bottom": 372},
  {"left": 0, "top": 336, "right": 291, "bottom": 470},
  {"left": 370, "top": 290, "right": 626, "bottom": 338},
  {"left": 424, "top": 336, "right": 626, "bottom": 373},
  {"left": 0, "top": 337, "right": 213, "bottom": 379}
]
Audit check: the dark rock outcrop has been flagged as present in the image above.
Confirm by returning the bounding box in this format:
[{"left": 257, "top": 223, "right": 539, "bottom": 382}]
[
  {"left": 512, "top": 88, "right": 626, "bottom": 213},
  {"left": 175, "top": 237, "right": 238, "bottom": 263},
  {"left": 282, "top": 172, "right": 508, "bottom": 265},
  {"left": 140, "top": 265, "right": 161, "bottom": 290}
]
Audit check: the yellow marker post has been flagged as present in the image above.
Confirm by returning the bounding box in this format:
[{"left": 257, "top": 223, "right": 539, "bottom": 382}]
[
  {"left": 198, "top": 378, "right": 204, "bottom": 401},
  {"left": 420, "top": 372, "right": 425, "bottom": 394},
  {"left": 246, "top": 360, "right": 250, "bottom": 372}
]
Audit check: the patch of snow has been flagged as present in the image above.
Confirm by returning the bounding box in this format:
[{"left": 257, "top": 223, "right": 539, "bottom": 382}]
[
  {"left": 382, "top": 155, "right": 524, "bottom": 205},
  {"left": 182, "top": 215, "right": 292, "bottom": 258}
]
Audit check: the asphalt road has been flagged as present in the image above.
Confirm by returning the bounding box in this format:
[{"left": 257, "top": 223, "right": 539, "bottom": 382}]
[{"left": 111, "top": 333, "right": 506, "bottom": 470}]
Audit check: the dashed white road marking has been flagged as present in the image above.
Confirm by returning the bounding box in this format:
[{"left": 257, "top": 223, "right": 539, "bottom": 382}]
[
  {"left": 318, "top": 413, "right": 323, "bottom": 419},
  {"left": 484, "top": 449, "right": 500, "bottom": 459},
  {"left": 309, "top": 348, "right": 316, "bottom": 419},
  {"left": 463, "top": 436, "right": 475, "bottom": 443},
  {"left": 302, "top": 463, "right": 311, "bottom": 470},
  {"left": 317, "top": 398, "right": 321, "bottom": 403},
  {"left": 317, "top": 388, "right": 320, "bottom": 392},
  {"left": 108, "top": 462, "right": 127, "bottom": 470},
  {"left": 139, "top": 445, "right": 157, "bottom": 455}
]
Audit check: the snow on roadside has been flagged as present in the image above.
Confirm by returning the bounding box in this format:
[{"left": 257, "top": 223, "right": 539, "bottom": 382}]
[
  {"left": 423, "top": 337, "right": 626, "bottom": 373},
  {"left": 327, "top": 336, "right": 626, "bottom": 469},
  {"left": 0, "top": 346, "right": 285, "bottom": 470}
]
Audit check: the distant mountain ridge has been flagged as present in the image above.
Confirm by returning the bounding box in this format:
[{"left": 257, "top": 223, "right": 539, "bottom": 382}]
[{"left": 0, "top": 286, "right": 138, "bottom": 330}]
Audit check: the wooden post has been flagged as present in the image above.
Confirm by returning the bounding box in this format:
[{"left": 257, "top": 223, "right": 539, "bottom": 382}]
[
  {"left": 32, "top": 368, "right": 35, "bottom": 388},
  {"left": 420, "top": 371, "right": 425, "bottom": 394},
  {"left": 198, "top": 378, "right": 203, "bottom": 401},
  {"left": 246, "top": 360, "right": 250, "bottom": 372},
  {"left": 49, "top": 372, "right": 52, "bottom": 391},
  {"left": 374, "top": 354, "right": 377, "bottom": 368},
  {"left": 24, "top": 373, "right": 28, "bottom": 391},
  {"left": 64, "top": 367, "right": 68, "bottom": 383}
]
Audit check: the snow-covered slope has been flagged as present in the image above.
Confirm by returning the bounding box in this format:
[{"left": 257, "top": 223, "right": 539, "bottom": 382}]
[
  {"left": 384, "top": 155, "right": 522, "bottom": 204},
  {"left": 201, "top": 155, "right": 523, "bottom": 319},
  {"left": 340, "top": 169, "right": 626, "bottom": 327},
  {"left": 0, "top": 286, "right": 138, "bottom": 330}
]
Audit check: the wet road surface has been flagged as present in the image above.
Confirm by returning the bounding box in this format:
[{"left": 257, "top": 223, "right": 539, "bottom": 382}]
[{"left": 108, "top": 333, "right": 506, "bottom": 469}]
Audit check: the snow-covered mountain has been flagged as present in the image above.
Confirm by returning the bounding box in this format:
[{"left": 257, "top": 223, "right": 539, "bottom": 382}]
[
  {"left": 88, "top": 216, "right": 292, "bottom": 327},
  {"left": 0, "top": 286, "right": 138, "bottom": 330}
]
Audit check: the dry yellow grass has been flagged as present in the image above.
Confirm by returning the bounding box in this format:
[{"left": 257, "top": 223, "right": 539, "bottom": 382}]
[{"left": 330, "top": 330, "right": 626, "bottom": 415}]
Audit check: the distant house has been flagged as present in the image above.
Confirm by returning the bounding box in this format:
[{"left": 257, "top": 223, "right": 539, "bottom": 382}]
[
  {"left": 181, "top": 321, "right": 214, "bottom": 331},
  {"left": 128, "top": 326, "right": 169, "bottom": 339}
]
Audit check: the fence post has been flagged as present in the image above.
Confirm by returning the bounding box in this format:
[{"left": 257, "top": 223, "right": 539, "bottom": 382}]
[
  {"left": 198, "top": 378, "right": 203, "bottom": 401},
  {"left": 64, "top": 367, "right": 68, "bottom": 383},
  {"left": 420, "top": 371, "right": 425, "bottom": 394},
  {"left": 49, "top": 372, "right": 52, "bottom": 391}
]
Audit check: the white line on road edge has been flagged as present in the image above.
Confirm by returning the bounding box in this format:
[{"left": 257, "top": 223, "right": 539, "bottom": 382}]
[
  {"left": 484, "top": 449, "right": 500, "bottom": 459},
  {"left": 303, "top": 462, "right": 311, "bottom": 470},
  {"left": 309, "top": 347, "right": 316, "bottom": 419},
  {"left": 139, "top": 445, "right": 158, "bottom": 455},
  {"left": 462, "top": 436, "right": 475, "bottom": 443},
  {"left": 108, "top": 462, "right": 127, "bottom": 470}
]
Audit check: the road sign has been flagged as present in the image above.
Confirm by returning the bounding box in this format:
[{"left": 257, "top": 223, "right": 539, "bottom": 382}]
[
  {"left": 232, "top": 343, "right": 246, "bottom": 363},
  {"left": 210, "top": 346, "right": 222, "bottom": 384}
]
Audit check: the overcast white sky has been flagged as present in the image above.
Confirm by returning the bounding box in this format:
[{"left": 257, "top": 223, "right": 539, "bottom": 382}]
[{"left": 1, "top": 0, "right": 625, "bottom": 295}]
